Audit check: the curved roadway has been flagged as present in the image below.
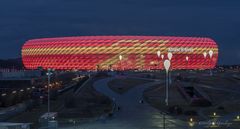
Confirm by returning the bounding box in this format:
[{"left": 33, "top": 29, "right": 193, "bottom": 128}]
[{"left": 61, "top": 77, "right": 187, "bottom": 129}]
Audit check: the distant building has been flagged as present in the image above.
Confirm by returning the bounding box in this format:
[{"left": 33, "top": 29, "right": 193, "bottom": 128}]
[{"left": 22, "top": 36, "right": 218, "bottom": 70}]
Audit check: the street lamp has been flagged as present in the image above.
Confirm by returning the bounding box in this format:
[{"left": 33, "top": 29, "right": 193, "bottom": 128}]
[
  {"left": 209, "top": 50, "right": 213, "bottom": 58},
  {"left": 203, "top": 52, "right": 207, "bottom": 70},
  {"left": 213, "top": 112, "right": 216, "bottom": 117},
  {"left": 167, "top": 52, "right": 173, "bottom": 61},
  {"left": 189, "top": 118, "right": 194, "bottom": 127},
  {"left": 46, "top": 68, "right": 54, "bottom": 123},
  {"left": 167, "top": 52, "right": 173, "bottom": 84},
  {"left": 161, "top": 55, "right": 164, "bottom": 69},
  {"left": 119, "top": 55, "right": 123, "bottom": 70},
  {"left": 161, "top": 54, "right": 164, "bottom": 60},
  {"left": 157, "top": 50, "right": 161, "bottom": 58},
  {"left": 209, "top": 50, "right": 214, "bottom": 76},
  {"left": 164, "top": 59, "right": 171, "bottom": 106},
  {"left": 157, "top": 50, "right": 161, "bottom": 69},
  {"left": 186, "top": 56, "right": 189, "bottom": 69}
]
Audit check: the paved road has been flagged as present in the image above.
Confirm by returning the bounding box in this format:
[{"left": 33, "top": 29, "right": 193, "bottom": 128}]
[{"left": 60, "top": 77, "right": 187, "bottom": 129}]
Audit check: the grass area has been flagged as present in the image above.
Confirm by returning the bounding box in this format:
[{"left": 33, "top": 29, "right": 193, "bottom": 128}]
[
  {"left": 197, "top": 75, "right": 240, "bottom": 91},
  {"left": 200, "top": 87, "right": 240, "bottom": 118},
  {"left": 143, "top": 71, "right": 240, "bottom": 128},
  {"left": 7, "top": 75, "right": 113, "bottom": 128},
  {"left": 7, "top": 87, "right": 74, "bottom": 128},
  {"left": 127, "top": 71, "right": 166, "bottom": 79},
  {"left": 108, "top": 77, "right": 152, "bottom": 94},
  {"left": 59, "top": 76, "right": 113, "bottom": 120},
  {"left": 143, "top": 83, "right": 197, "bottom": 121}
]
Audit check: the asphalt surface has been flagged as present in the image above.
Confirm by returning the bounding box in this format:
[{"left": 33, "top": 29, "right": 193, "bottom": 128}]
[{"left": 60, "top": 77, "right": 187, "bottom": 129}]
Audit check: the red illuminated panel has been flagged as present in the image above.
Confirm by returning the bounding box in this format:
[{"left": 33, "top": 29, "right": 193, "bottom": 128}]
[{"left": 21, "top": 36, "right": 218, "bottom": 70}]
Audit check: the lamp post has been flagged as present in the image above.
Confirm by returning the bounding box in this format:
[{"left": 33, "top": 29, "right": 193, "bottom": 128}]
[
  {"left": 161, "top": 54, "right": 164, "bottom": 69},
  {"left": 164, "top": 60, "right": 171, "bottom": 106},
  {"left": 161, "top": 54, "right": 164, "bottom": 60},
  {"left": 167, "top": 52, "right": 173, "bottom": 61},
  {"left": 157, "top": 50, "right": 161, "bottom": 69},
  {"left": 186, "top": 56, "right": 189, "bottom": 69},
  {"left": 119, "top": 55, "right": 123, "bottom": 71},
  {"left": 167, "top": 52, "right": 173, "bottom": 84},
  {"left": 209, "top": 50, "right": 214, "bottom": 76},
  {"left": 46, "top": 68, "right": 54, "bottom": 123},
  {"left": 203, "top": 52, "right": 207, "bottom": 70}
]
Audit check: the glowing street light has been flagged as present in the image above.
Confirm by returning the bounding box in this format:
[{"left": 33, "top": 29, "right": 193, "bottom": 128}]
[
  {"left": 157, "top": 50, "right": 161, "bottom": 58},
  {"left": 119, "top": 54, "right": 123, "bottom": 61},
  {"left": 164, "top": 59, "right": 171, "bottom": 106},
  {"left": 157, "top": 51, "right": 161, "bottom": 69},
  {"left": 167, "top": 52, "right": 173, "bottom": 60},
  {"left": 203, "top": 52, "right": 207, "bottom": 59},
  {"left": 190, "top": 118, "right": 193, "bottom": 122},
  {"left": 203, "top": 51, "right": 208, "bottom": 71},
  {"left": 186, "top": 56, "right": 189, "bottom": 61},
  {"left": 209, "top": 50, "right": 213, "bottom": 58},
  {"left": 213, "top": 112, "right": 216, "bottom": 117},
  {"left": 119, "top": 55, "right": 123, "bottom": 70},
  {"left": 237, "top": 115, "right": 240, "bottom": 120},
  {"left": 189, "top": 118, "right": 194, "bottom": 127},
  {"left": 211, "top": 121, "right": 216, "bottom": 126},
  {"left": 186, "top": 56, "right": 189, "bottom": 69},
  {"left": 161, "top": 54, "right": 164, "bottom": 60}
]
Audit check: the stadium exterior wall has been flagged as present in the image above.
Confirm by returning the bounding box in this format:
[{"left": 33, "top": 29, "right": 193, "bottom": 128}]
[{"left": 21, "top": 36, "right": 218, "bottom": 70}]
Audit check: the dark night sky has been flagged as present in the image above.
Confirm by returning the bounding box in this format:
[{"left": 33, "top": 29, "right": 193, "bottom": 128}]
[{"left": 0, "top": 0, "right": 239, "bottom": 65}]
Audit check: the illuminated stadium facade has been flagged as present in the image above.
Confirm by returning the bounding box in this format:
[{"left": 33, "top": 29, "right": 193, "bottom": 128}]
[{"left": 22, "top": 36, "right": 218, "bottom": 70}]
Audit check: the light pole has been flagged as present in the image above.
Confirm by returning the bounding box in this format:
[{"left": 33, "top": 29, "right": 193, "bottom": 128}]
[
  {"left": 203, "top": 52, "right": 207, "bottom": 70},
  {"left": 157, "top": 50, "right": 161, "bottom": 69},
  {"left": 161, "top": 54, "right": 164, "bottom": 69},
  {"left": 167, "top": 52, "right": 173, "bottom": 84},
  {"left": 186, "top": 56, "right": 189, "bottom": 69},
  {"left": 46, "top": 68, "right": 53, "bottom": 123},
  {"left": 209, "top": 50, "right": 214, "bottom": 76},
  {"left": 119, "top": 55, "right": 123, "bottom": 71},
  {"left": 163, "top": 112, "right": 166, "bottom": 129},
  {"left": 164, "top": 60, "right": 171, "bottom": 106}
]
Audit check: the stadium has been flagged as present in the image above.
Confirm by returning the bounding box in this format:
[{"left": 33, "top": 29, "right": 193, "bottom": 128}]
[{"left": 21, "top": 36, "right": 218, "bottom": 70}]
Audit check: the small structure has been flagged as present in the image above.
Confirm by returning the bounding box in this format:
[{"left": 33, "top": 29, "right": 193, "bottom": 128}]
[{"left": 39, "top": 112, "right": 58, "bottom": 129}]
